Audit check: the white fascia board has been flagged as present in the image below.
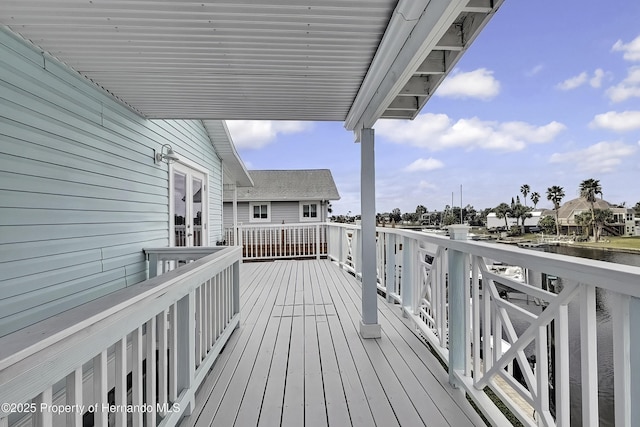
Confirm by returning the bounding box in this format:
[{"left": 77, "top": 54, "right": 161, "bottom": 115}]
[
  {"left": 344, "top": 0, "right": 429, "bottom": 135},
  {"left": 345, "top": 0, "right": 468, "bottom": 135},
  {"left": 204, "top": 120, "right": 254, "bottom": 187}
]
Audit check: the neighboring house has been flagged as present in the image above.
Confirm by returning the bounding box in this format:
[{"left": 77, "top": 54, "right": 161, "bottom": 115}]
[
  {"left": 554, "top": 197, "right": 636, "bottom": 236},
  {"left": 222, "top": 169, "right": 340, "bottom": 229},
  {"left": 0, "top": 28, "right": 251, "bottom": 337},
  {"left": 486, "top": 211, "right": 543, "bottom": 231}
]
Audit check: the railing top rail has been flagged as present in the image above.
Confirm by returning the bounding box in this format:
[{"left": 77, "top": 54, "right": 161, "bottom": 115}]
[
  {"left": 230, "top": 222, "right": 328, "bottom": 229},
  {"left": 0, "top": 246, "right": 242, "bottom": 375},
  {"left": 328, "top": 223, "right": 640, "bottom": 298}
]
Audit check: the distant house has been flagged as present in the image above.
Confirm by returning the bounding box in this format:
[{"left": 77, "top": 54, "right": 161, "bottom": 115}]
[
  {"left": 486, "top": 211, "right": 543, "bottom": 231},
  {"left": 554, "top": 197, "right": 637, "bottom": 236},
  {"left": 223, "top": 169, "right": 340, "bottom": 229}
]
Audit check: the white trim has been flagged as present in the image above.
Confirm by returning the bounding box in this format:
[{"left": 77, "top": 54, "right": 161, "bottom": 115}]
[
  {"left": 249, "top": 202, "right": 271, "bottom": 223},
  {"left": 170, "top": 162, "right": 209, "bottom": 246},
  {"left": 299, "top": 201, "right": 320, "bottom": 222}
]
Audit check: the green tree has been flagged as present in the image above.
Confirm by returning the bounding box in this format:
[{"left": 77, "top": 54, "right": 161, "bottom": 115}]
[
  {"left": 530, "top": 192, "right": 541, "bottom": 209},
  {"left": 579, "top": 178, "right": 603, "bottom": 240},
  {"left": 493, "top": 203, "right": 512, "bottom": 230},
  {"left": 415, "top": 205, "right": 427, "bottom": 217},
  {"left": 546, "top": 186, "right": 565, "bottom": 235},
  {"left": 520, "top": 184, "right": 530, "bottom": 206},
  {"left": 512, "top": 202, "right": 533, "bottom": 234},
  {"left": 539, "top": 215, "right": 556, "bottom": 234},
  {"left": 390, "top": 208, "right": 402, "bottom": 223},
  {"left": 593, "top": 208, "right": 613, "bottom": 242},
  {"left": 634, "top": 201, "right": 640, "bottom": 216}
]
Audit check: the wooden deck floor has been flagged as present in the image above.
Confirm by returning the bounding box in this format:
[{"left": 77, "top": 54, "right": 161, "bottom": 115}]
[{"left": 180, "top": 259, "right": 486, "bottom": 427}]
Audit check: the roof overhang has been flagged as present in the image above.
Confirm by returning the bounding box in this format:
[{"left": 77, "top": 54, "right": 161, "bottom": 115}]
[
  {"left": 202, "top": 121, "right": 253, "bottom": 187},
  {"left": 0, "top": 0, "right": 504, "bottom": 132}
]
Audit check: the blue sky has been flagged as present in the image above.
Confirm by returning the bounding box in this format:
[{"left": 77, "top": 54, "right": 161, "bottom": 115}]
[{"left": 227, "top": 0, "right": 640, "bottom": 216}]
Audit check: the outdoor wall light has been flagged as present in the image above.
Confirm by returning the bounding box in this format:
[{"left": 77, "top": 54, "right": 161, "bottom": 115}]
[{"left": 154, "top": 144, "right": 180, "bottom": 164}]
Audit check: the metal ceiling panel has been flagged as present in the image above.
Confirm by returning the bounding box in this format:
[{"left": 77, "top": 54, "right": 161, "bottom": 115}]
[{"left": 0, "top": 0, "right": 504, "bottom": 124}]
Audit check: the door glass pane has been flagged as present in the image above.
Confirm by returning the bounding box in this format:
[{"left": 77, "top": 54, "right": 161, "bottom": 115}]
[
  {"left": 192, "top": 177, "right": 203, "bottom": 246},
  {"left": 174, "top": 171, "right": 187, "bottom": 246}
]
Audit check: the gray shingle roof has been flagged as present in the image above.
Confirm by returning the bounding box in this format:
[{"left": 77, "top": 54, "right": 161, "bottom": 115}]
[{"left": 224, "top": 169, "right": 340, "bottom": 202}]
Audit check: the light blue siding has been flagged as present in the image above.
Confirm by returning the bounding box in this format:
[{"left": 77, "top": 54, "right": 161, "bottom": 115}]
[
  {"left": 0, "top": 28, "right": 223, "bottom": 337},
  {"left": 223, "top": 201, "right": 321, "bottom": 227}
]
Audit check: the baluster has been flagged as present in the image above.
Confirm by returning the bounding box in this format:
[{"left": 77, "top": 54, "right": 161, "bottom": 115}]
[
  {"left": 176, "top": 291, "right": 195, "bottom": 416},
  {"left": 93, "top": 351, "right": 108, "bottom": 427},
  {"left": 33, "top": 388, "right": 52, "bottom": 427},
  {"left": 472, "top": 257, "right": 481, "bottom": 382},
  {"left": 157, "top": 312, "right": 169, "bottom": 417},
  {"left": 131, "top": 326, "right": 144, "bottom": 427},
  {"left": 146, "top": 317, "right": 157, "bottom": 427},
  {"left": 402, "top": 236, "right": 414, "bottom": 316},
  {"left": 555, "top": 304, "right": 570, "bottom": 426},
  {"left": 447, "top": 225, "right": 469, "bottom": 388},
  {"left": 536, "top": 325, "right": 551, "bottom": 424},
  {"left": 168, "top": 304, "right": 178, "bottom": 402},
  {"left": 66, "top": 368, "right": 83, "bottom": 427}
]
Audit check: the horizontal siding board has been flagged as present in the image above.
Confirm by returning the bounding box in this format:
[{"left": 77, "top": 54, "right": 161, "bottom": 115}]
[
  {"left": 0, "top": 189, "right": 166, "bottom": 212},
  {"left": 0, "top": 222, "right": 168, "bottom": 245},
  {"left": 0, "top": 249, "right": 103, "bottom": 282},
  {"left": 0, "top": 264, "right": 123, "bottom": 318},
  {"left": 0, "top": 208, "right": 166, "bottom": 226},
  {"left": 1, "top": 260, "right": 104, "bottom": 299},
  {"left": 0, "top": 28, "right": 45, "bottom": 67},
  {"left": 0, "top": 231, "right": 168, "bottom": 264},
  {"left": 0, "top": 170, "right": 168, "bottom": 205},
  {"left": 0, "top": 272, "right": 128, "bottom": 337}
]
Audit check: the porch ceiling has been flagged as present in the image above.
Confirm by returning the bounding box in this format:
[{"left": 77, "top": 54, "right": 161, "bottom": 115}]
[{"left": 0, "top": 0, "right": 503, "bottom": 131}]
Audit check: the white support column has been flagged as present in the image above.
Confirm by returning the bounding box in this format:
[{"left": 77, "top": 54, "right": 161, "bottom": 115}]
[
  {"left": 232, "top": 184, "right": 239, "bottom": 246},
  {"left": 359, "top": 128, "right": 381, "bottom": 338}
]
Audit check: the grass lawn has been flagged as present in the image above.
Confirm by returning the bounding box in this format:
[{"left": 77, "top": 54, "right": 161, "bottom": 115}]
[{"left": 572, "top": 236, "right": 640, "bottom": 251}]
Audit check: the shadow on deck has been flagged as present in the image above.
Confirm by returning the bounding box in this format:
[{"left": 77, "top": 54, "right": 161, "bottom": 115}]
[{"left": 179, "top": 259, "right": 484, "bottom": 427}]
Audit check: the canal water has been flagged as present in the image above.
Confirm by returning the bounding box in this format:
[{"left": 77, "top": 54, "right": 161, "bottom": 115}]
[{"left": 544, "top": 246, "right": 640, "bottom": 426}]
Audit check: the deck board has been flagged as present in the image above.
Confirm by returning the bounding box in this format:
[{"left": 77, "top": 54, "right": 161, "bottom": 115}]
[{"left": 181, "top": 260, "right": 485, "bottom": 427}]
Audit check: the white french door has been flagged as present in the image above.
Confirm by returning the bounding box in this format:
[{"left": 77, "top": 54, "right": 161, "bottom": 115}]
[{"left": 171, "top": 163, "right": 207, "bottom": 247}]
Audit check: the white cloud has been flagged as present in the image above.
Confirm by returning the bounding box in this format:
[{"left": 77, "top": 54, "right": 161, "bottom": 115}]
[
  {"left": 556, "top": 72, "right": 588, "bottom": 90},
  {"left": 435, "top": 68, "right": 500, "bottom": 100},
  {"left": 376, "top": 113, "right": 566, "bottom": 152},
  {"left": 612, "top": 35, "right": 640, "bottom": 62},
  {"left": 226, "top": 120, "right": 313, "bottom": 149},
  {"left": 590, "top": 110, "right": 640, "bottom": 132},
  {"left": 589, "top": 68, "right": 606, "bottom": 88},
  {"left": 418, "top": 180, "right": 437, "bottom": 190},
  {"left": 606, "top": 66, "right": 640, "bottom": 102},
  {"left": 525, "top": 64, "right": 544, "bottom": 77},
  {"left": 405, "top": 157, "right": 444, "bottom": 172},
  {"left": 550, "top": 141, "right": 637, "bottom": 173}
]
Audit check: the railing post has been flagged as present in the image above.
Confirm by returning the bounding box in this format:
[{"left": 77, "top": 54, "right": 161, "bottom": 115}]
[
  {"left": 148, "top": 252, "right": 159, "bottom": 279},
  {"left": 233, "top": 260, "right": 241, "bottom": 328},
  {"left": 315, "top": 224, "right": 321, "bottom": 260},
  {"left": 385, "top": 233, "right": 396, "bottom": 302},
  {"left": 176, "top": 291, "right": 195, "bottom": 415},
  {"left": 447, "top": 225, "right": 469, "bottom": 389},
  {"left": 401, "top": 236, "right": 415, "bottom": 317}
]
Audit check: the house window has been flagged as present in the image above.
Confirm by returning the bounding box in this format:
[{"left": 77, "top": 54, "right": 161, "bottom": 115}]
[
  {"left": 250, "top": 202, "right": 270, "bottom": 222},
  {"left": 300, "top": 202, "right": 319, "bottom": 221}
]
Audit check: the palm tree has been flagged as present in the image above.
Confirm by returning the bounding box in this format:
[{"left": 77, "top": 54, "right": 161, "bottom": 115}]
[
  {"left": 546, "top": 186, "right": 565, "bottom": 235},
  {"left": 530, "top": 192, "right": 541, "bottom": 209},
  {"left": 579, "top": 178, "right": 602, "bottom": 240},
  {"left": 493, "top": 203, "right": 512, "bottom": 230},
  {"left": 520, "top": 184, "right": 530, "bottom": 206}
]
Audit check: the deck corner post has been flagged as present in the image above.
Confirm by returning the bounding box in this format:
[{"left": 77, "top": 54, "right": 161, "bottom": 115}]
[
  {"left": 147, "top": 252, "right": 159, "bottom": 279},
  {"left": 359, "top": 127, "right": 380, "bottom": 338},
  {"left": 447, "top": 225, "right": 470, "bottom": 387},
  {"left": 615, "top": 295, "right": 640, "bottom": 425}
]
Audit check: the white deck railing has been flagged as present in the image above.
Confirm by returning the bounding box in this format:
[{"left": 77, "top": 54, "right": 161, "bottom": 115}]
[
  {"left": 224, "top": 223, "right": 327, "bottom": 260},
  {"left": 326, "top": 223, "right": 640, "bottom": 427},
  {"left": 0, "top": 246, "right": 241, "bottom": 427}
]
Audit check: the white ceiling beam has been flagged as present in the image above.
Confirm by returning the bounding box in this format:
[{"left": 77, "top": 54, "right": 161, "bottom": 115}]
[{"left": 435, "top": 24, "right": 465, "bottom": 51}]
